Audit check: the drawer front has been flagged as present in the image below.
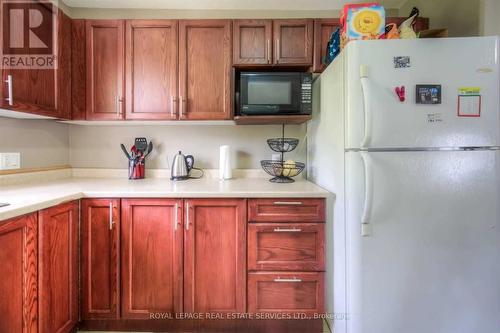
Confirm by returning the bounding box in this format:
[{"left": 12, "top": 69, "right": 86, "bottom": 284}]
[
  {"left": 248, "top": 272, "right": 324, "bottom": 313},
  {"left": 248, "top": 223, "right": 325, "bottom": 271},
  {"left": 248, "top": 198, "right": 325, "bottom": 222}
]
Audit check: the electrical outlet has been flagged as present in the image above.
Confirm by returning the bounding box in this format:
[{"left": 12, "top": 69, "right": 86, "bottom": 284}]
[{"left": 0, "top": 153, "right": 21, "bottom": 170}]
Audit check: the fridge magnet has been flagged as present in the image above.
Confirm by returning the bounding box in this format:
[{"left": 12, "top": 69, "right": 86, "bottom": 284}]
[
  {"left": 395, "top": 86, "right": 405, "bottom": 102},
  {"left": 394, "top": 56, "right": 410, "bottom": 68},
  {"left": 457, "top": 87, "right": 481, "bottom": 117},
  {"left": 427, "top": 113, "right": 443, "bottom": 123},
  {"left": 416, "top": 85, "right": 441, "bottom": 104}
]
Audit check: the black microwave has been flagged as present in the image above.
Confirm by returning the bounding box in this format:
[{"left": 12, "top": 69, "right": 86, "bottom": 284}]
[{"left": 238, "top": 72, "right": 312, "bottom": 115}]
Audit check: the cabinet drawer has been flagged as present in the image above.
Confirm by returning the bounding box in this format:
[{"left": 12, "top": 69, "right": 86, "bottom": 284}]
[
  {"left": 248, "top": 223, "right": 324, "bottom": 271},
  {"left": 248, "top": 198, "right": 325, "bottom": 222},
  {"left": 248, "top": 272, "right": 324, "bottom": 313}
]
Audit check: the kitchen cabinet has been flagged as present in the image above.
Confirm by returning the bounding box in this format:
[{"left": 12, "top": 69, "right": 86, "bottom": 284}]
[
  {"left": 233, "top": 19, "right": 313, "bottom": 66},
  {"left": 86, "top": 20, "right": 125, "bottom": 120},
  {"left": 184, "top": 199, "right": 246, "bottom": 312},
  {"left": 313, "top": 17, "right": 430, "bottom": 73},
  {"left": 125, "top": 20, "right": 178, "bottom": 120},
  {"left": 248, "top": 272, "right": 324, "bottom": 314},
  {"left": 1, "top": 7, "right": 71, "bottom": 119},
  {"left": 248, "top": 198, "right": 325, "bottom": 222},
  {"left": 0, "top": 213, "right": 38, "bottom": 333},
  {"left": 179, "top": 20, "right": 232, "bottom": 120},
  {"left": 38, "top": 201, "right": 79, "bottom": 333},
  {"left": 273, "top": 19, "right": 313, "bottom": 66},
  {"left": 121, "top": 199, "right": 183, "bottom": 318},
  {"left": 81, "top": 199, "right": 120, "bottom": 320},
  {"left": 233, "top": 20, "right": 272, "bottom": 65}
]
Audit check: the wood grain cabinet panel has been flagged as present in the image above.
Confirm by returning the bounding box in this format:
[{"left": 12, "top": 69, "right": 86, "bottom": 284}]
[
  {"left": 38, "top": 201, "right": 79, "bottom": 333},
  {"left": 273, "top": 19, "right": 313, "bottom": 65},
  {"left": 179, "top": 20, "right": 232, "bottom": 120},
  {"left": 184, "top": 199, "right": 246, "bottom": 313},
  {"left": 248, "top": 272, "right": 324, "bottom": 314},
  {"left": 125, "top": 20, "right": 178, "bottom": 120},
  {"left": 81, "top": 199, "right": 120, "bottom": 320},
  {"left": 248, "top": 223, "right": 325, "bottom": 271},
  {"left": 248, "top": 198, "right": 325, "bottom": 222},
  {"left": 121, "top": 199, "right": 183, "bottom": 318},
  {"left": 0, "top": 213, "right": 38, "bottom": 333},
  {"left": 233, "top": 19, "right": 272, "bottom": 65},
  {"left": 1, "top": 8, "right": 71, "bottom": 119},
  {"left": 313, "top": 19, "right": 341, "bottom": 73},
  {"left": 86, "top": 20, "right": 125, "bottom": 120}
]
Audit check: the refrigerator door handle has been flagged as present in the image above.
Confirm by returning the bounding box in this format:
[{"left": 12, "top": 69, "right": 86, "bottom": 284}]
[
  {"left": 360, "top": 151, "right": 373, "bottom": 236},
  {"left": 360, "top": 65, "right": 372, "bottom": 148}
]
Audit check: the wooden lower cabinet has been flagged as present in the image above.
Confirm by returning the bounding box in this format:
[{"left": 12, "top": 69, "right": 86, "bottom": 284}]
[
  {"left": 38, "top": 201, "right": 79, "bottom": 333},
  {"left": 81, "top": 199, "right": 121, "bottom": 320},
  {"left": 248, "top": 272, "right": 324, "bottom": 314},
  {"left": 248, "top": 198, "right": 325, "bottom": 222},
  {"left": 121, "top": 199, "right": 183, "bottom": 318},
  {"left": 0, "top": 213, "right": 38, "bottom": 333},
  {"left": 184, "top": 199, "right": 247, "bottom": 313}
]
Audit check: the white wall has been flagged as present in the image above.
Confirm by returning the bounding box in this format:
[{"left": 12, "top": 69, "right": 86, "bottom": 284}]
[
  {"left": 480, "top": 0, "right": 500, "bottom": 36},
  {"left": 69, "top": 124, "right": 307, "bottom": 169},
  {"left": 0, "top": 118, "right": 69, "bottom": 169}
]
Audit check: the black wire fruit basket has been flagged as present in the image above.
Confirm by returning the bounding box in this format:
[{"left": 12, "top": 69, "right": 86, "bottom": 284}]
[{"left": 261, "top": 125, "right": 305, "bottom": 183}]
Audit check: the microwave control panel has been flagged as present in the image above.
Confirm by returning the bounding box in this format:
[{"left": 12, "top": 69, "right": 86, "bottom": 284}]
[{"left": 301, "top": 74, "right": 313, "bottom": 113}]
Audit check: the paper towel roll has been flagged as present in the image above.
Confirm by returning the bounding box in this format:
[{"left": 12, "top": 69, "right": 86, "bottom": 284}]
[{"left": 219, "top": 145, "right": 232, "bottom": 180}]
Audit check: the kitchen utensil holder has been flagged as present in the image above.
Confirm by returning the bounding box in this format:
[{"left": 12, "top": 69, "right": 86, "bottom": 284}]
[
  {"left": 129, "top": 159, "right": 145, "bottom": 180},
  {"left": 261, "top": 125, "right": 305, "bottom": 183}
]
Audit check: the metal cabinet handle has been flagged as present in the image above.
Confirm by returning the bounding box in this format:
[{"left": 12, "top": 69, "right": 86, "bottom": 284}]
[
  {"left": 115, "top": 96, "right": 122, "bottom": 115},
  {"left": 185, "top": 202, "right": 190, "bottom": 230},
  {"left": 109, "top": 202, "right": 114, "bottom": 230},
  {"left": 274, "top": 277, "right": 302, "bottom": 283},
  {"left": 171, "top": 96, "right": 178, "bottom": 117},
  {"left": 273, "top": 201, "right": 303, "bottom": 205},
  {"left": 267, "top": 39, "right": 271, "bottom": 64},
  {"left": 273, "top": 227, "right": 302, "bottom": 232},
  {"left": 180, "top": 97, "right": 187, "bottom": 117},
  {"left": 5, "top": 75, "right": 13, "bottom": 106},
  {"left": 174, "top": 203, "right": 178, "bottom": 230}
]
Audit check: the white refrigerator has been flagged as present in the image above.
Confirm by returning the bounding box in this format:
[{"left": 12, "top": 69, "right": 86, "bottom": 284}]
[{"left": 307, "top": 37, "right": 500, "bottom": 333}]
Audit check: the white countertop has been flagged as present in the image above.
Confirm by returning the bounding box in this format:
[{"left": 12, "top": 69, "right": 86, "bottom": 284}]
[{"left": 0, "top": 177, "right": 329, "bottom": 221}]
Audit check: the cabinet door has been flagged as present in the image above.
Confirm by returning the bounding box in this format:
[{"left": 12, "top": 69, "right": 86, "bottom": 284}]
[
  {"left": 0, "top": 213, "right": 37, "bottom": 333},
  {"left": 184, "top": 199, "right": 246, "bottom": 313},
  {"left": 179, "top": 20, "right": 232, "bottom": 120},
  {"left": 38, "top": 201, "right": 79, "bottom": 333},
  {"left": 125, "top": 20, "right": 178, "bottom": 120},
  {"left": 86, "top": 20, "right": 124, "bottom": 120},
  {"left": 273, "top": 19, "right": 313, "bottom": 65},
  {"left": 121, "top": 199, "right": 183, "bottom": 318},
  {"left": 81, "top": 199, "right": 120, "bottom": 320},
  {"left": 1, "top": 8, "right": 71, "bottom": 118},
  {"left": 313, "top": 19, "right": 341, "bottom": 73},
  {"left": 233, "top": 19, "right": 272, "bottom": 65}
]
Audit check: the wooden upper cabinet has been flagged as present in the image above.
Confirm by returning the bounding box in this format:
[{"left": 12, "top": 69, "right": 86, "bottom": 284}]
[
  {"left": 121, "top": 199, "right": 183, "bottom": 318},
  {"left": 313, "top": 19, "right": 341, "bottom": 73},
  {"left": 0, "top": 213, "right": 38, "bottom": 333},
  {"left": 38, "top": 201, "right": 79, "bottom": 333},
  {"left": 1, "top": 8, "right": 71, "bottom": 119},
  {"left": 179, "top": 20, "right": 232, "bottom": 120},
  {"left": 233, "top": 19, "right": 272, "bottom": 65},
  {"left": 86, "top": 20, "right": 125, "bottom": 120},
  {"left": 184, "top": 199, "right": 246, "bottom": 313},
  {"left": 81, "top": 199, "right": 120, "bottom": 320},
  {"left": 273, "top": 19, "right": 313, "bottom": 66},
  {"left": 125, "top": 20, "right": 178, "bottom": 120}
]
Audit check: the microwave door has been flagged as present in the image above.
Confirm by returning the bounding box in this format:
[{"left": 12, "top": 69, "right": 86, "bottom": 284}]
[{"left": 240, "top": 73, "right": 301, "bottom": 115}]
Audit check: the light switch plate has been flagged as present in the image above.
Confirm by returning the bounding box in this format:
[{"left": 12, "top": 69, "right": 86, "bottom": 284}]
[{"left": 0, "top": 153, "right": 21, "bottom": 170}]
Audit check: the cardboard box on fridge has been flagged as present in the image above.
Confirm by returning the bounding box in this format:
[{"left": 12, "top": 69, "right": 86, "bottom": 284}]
[{"left": 340, "top": 2, "right": 385, "bottom": 47}]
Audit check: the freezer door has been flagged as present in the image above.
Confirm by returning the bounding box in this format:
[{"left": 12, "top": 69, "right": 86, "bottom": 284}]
[
  {"left": 345, "top": 37, "right": 500, "bottom": 149},
  {"left": 344, "top": 150, "right": 500, "bottom": 333}
]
